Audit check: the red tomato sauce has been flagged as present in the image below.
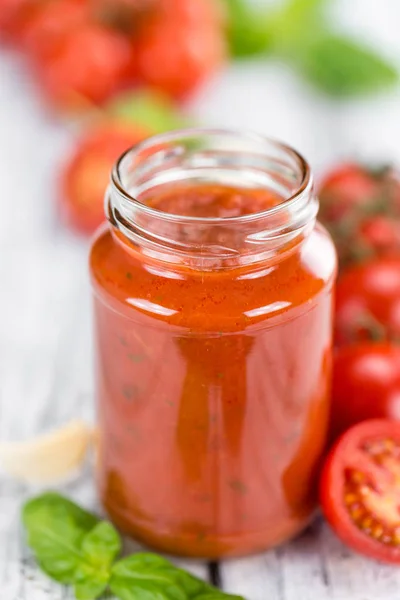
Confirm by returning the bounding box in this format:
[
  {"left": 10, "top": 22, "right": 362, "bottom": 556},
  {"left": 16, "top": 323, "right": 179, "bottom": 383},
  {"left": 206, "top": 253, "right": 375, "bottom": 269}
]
[{"left": 90, "top": 182, "right": 336, "bottom": 558}]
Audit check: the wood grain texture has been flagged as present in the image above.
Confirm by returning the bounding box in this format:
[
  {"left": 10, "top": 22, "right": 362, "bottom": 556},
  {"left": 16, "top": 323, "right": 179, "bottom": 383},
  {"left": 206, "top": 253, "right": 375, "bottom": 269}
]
[{"left": 2, "top": 2, "right": 400, "bottom": 595}]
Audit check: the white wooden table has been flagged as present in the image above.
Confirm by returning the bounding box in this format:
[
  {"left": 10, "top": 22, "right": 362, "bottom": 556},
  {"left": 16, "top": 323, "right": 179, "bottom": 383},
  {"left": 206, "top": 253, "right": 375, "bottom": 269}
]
[{"left": 2, "top": 2, "right": 400, "bottom": 597}]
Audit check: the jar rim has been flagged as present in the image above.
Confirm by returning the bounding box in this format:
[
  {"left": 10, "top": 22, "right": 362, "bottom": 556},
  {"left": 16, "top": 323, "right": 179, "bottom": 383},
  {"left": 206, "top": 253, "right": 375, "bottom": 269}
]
[{"left": 110, "top": 127, "right": 312, "bottom": 225}]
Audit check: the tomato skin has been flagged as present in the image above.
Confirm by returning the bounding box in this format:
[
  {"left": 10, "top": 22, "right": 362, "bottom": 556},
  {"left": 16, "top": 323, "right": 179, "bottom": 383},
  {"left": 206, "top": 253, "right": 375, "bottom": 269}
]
[
  {"left": 0, "top": 0, "right": 40, "bottom": 43},
  {"left": 335, "top": 257, "right": 400, "bottom": 345},
  {"left": 320, "top": 419, "right": 400, "bottom": 564},
  {"left": 18, "top": 0, "right": 89, "bottom": 60},
  {"left": 35, "top": 24, "right": 133, "bottom": 110},
  {"left": 319, "top": 163, "right": 379, "bottom": 221},
  {"left": 134, "top": 0, "right": 225, "bottom": 98},
  {"left": 330, "top": 343, "right": 400, "bottom": 442},
  {"left": 61, "top": 123, "right": 149, "bottom": 234},
  {"left": 319, "top": 163, "right": 400, "bottom": 268}
]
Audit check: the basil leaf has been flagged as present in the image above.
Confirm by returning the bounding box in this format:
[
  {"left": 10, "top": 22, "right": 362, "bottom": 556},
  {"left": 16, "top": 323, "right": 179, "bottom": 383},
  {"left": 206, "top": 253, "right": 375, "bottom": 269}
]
[
  {"left": 110, "top": 553, "right": 242, "bottom": 600},
  {"left": 225, "top": 0, "right": 273, "bottom": 58},
  {"left": 110, "top": 553, "right": 187, "bottom": 600},
  {"left": 299, "top": 34, "right": 398, "bottom": 96},
  {"left": 81, "top": 521, "right": 121, "bottom": 566},
  {"left": 22, "top": 492, "right": 99, "bottom": 584},
  {"left": 23, "top": 494, "right": 245, "bottom": 600},
  {"left": 74, "top": 522, "right": 122, "bottom": 600},
  {"left": 74, "top": 566, "right": 110, "bottom": 600},
  {"left": 174, "top": 569, "right": 214, "bottom": 597},
  {"left": 108, "top": 90, "right": 190, "bottom": 133},
  {"left": 268, "top": 0, "right": 327, "bottom": 56}
]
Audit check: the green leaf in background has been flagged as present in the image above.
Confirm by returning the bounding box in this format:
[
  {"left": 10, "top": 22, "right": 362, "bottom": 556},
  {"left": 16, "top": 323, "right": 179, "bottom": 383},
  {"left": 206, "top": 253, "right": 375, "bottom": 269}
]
[
  {"left": 74, "top": 522, "right": 122, "bottom": 600},
  {"left": 110, "top": 553, "right": 187, "bottom": 600},
  {"left": 299, "top": 34, "right": 398, "bottom": 96},
  {"left": 22, "top": 492, "right": 99, "bottom": 584},
  {"left": 108, "top": 90, "right": 190, "bottom": 133},
  {"left": 269, "top": 0, "right": 327, "bottom": 53},
  {"left": 225, "top": 0, "right": 398, "bottom": 98},
  {"left": 225, "top": 0, "right": 273, "bottom": 58}
]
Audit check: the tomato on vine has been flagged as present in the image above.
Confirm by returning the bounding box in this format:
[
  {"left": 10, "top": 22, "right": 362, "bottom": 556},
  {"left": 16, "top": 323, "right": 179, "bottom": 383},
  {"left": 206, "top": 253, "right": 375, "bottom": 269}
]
[
  {"left": 329, "top": 343, "right": 400, "bottom": 442},
  {"left": 134, "top": 0, "right": 226, "bottom": 98},
  {"left": 35, "top": 24, "right": 133, "bottom": 110},
  {"left": 319, "top": 163, "right": 400, "bottom": 268},
  {"left": 18, "top": 0, "right": 89, "bottom": 60},
  {"left": 335, "top": 257, "right": 400, "bottom": 346}
]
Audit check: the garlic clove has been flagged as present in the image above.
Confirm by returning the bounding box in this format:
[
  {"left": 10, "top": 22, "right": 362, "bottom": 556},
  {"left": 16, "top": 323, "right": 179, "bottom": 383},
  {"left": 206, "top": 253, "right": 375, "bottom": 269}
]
[{"left": 0, "top": 420, "right": 93, "bottom": 484}]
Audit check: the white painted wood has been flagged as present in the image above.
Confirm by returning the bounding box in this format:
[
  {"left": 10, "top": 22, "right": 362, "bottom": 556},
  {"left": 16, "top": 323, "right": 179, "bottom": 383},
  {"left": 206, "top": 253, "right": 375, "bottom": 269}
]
[{"left": 2, "top": 1, "right": 400, "bottom": 598}]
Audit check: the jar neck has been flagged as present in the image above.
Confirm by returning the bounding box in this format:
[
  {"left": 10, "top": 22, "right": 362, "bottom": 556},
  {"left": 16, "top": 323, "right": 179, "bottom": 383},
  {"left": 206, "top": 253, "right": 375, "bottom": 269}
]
[{"left": 106, "top": 129, "right": 318, "bottom": 270}]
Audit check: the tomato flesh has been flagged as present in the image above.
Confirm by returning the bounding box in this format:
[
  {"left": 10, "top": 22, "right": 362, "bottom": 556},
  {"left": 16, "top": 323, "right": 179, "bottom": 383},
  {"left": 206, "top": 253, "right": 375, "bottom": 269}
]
[{"left": 321, "top": 419, "right": 400, "bottom": 563}]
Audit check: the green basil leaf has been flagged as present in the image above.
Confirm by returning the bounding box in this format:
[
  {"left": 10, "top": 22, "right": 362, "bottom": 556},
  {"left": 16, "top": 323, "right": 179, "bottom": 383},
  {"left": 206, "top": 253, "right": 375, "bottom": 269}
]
[
  {"left": 110, "top": 553, "right": 187, "bottom": 600},
  {"left": 108, "top": 90, "right": 190, "bottom": 133},
  {"left": 268, "top": 0, "right": 326, "bottom": 55},
  {"left": 81, "top": 521, "right": 121, "bottom": 566},
  {"left": 22, "top": 492, "right": 99, "bottom": 584},
  {"left": 299, "top": 34, "right": 398, "bottom": 96},
  {"left": 74, "top": 522, "right": 122, "bottom": 600},
  {"left": 225, "top": 0, "right": 273, "bottom": 58},
  {"left": 74, "top": 566, "right": 110, "bottom": 600},
  {"left": 174, "top": 569, "right": 214, "bottom": 597},
  {"left": 23, "top": 494, "right": 246, "bottom": 600}
]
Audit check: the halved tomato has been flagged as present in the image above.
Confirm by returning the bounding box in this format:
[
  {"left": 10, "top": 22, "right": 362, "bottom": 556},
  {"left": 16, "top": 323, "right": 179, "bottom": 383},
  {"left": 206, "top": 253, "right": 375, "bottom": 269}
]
[{"left": 320, "top": 419, "right": 400, "bottom": 564}]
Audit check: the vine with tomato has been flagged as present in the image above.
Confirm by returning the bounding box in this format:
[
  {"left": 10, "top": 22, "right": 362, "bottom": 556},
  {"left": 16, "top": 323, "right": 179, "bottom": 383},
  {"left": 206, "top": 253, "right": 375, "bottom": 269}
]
[{"left": 318, "top": 164, "right": 400, "bottom": 564}]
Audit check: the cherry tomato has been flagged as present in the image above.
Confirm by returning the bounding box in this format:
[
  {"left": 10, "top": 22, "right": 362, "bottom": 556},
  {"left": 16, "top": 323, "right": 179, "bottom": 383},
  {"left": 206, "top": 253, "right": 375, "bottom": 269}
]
[
  {"left": 335, "top": 257, "right": 400, "bottom": 345},
  {"left": 320, "top": 419, "right": 400, "bottom": 564},
  {"left": 0, "top": 0, "right": 39, "bottom": 43},
  {"left": 319, "top": 163, "right": 400, "bottom": 268},
  {"left": 35, "top": 24, "right": 133, "bottom": 110},
  {"left": 359, "top": 216, "right": 400, "bottom": 257},
  {"left": 61, "top": 123, "right": 149, "bottom": 234},
  {"left": 134, "top": 0, "right": 225, "bottom": 98},
  {"left": 319, "top": 163, "right": 379, "bottom": 219},
  {"left": 18, "top": 0, "right": 89, "bottom": 60},
  {"left": 330, "top": 344, "right": 400, "bottom": 442}
]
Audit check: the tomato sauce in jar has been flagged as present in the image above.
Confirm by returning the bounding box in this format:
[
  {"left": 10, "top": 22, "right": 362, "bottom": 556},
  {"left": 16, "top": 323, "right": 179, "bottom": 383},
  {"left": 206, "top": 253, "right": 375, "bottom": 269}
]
[{"left": 90, "top": 130, "right": 337, "bottom": 558}]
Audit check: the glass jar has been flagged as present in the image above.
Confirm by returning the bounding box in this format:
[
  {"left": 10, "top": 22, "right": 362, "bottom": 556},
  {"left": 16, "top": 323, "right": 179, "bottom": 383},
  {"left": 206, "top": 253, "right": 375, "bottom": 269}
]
[{"left": 90, "top": 129, "right": 337, "bottom": 559}]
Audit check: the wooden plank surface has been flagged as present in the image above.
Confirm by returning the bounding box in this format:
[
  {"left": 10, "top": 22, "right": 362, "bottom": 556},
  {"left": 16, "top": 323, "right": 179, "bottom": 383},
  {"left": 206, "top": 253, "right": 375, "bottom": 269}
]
[{"left": 2, "top": 3, "right": 400, "bottom": 595}]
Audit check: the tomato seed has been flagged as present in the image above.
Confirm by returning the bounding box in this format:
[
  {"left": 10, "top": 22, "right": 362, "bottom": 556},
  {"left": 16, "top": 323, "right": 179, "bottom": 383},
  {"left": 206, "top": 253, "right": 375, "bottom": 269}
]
[
  {"left": 350, "top": 470, "right": 365, "bottom": 484},
  {"left": 372, "top": 525, "right": 383, "bottom": 539},
  {"left": 345, "top": 493, "right": 357, "bottom": 505},
  {"left": 350, "top": 507, "right": 363, "bottom": 520}
]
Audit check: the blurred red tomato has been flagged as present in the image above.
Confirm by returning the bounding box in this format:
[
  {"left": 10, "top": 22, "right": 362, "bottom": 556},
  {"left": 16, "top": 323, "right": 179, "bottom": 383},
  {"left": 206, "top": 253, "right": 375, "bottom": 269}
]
[
  {"left": 319, "top": 163, "right": 379, "bottom": 221},
  {"left": 335, "top": 257, "right": 400, "bottom": 345},
  {"left": 34, "top": 24, "right": 133, "bottom": 110},
  {"left": 134, "top": 0, "right": 226, "bottom": 98},
  {"left": 61, "top": 123, "right": 149, "bottom": 234},
  {"left": 0, "top": 0, "right": 39, "bottom": 42},
  {"left": 319, "top": 163, "right": 400, "bottom": 268},
  {"left": 329, "top": 344, "right": 400, "bottom": 442},
  {"left": 18, "top": 0, "right": 89, "bottom": 60}
]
